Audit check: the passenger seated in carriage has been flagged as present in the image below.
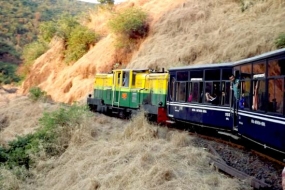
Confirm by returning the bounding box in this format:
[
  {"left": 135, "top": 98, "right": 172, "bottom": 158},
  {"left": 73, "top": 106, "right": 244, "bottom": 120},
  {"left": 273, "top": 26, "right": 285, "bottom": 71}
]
[{"left": 205, "top": 92, "right": 216, "bottom": 102}]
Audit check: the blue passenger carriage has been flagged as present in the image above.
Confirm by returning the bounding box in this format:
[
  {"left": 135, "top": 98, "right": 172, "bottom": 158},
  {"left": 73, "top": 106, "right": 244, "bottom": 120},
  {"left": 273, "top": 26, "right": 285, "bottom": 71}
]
[
  {"left": 167, "top": 63, "right": 235, "bottom": 131},
  {"left": 167, "top": 48, "right": 285, "bottom": 156},
  {"left": 234, "top": 48, "right": 285, "bottom": 155}
]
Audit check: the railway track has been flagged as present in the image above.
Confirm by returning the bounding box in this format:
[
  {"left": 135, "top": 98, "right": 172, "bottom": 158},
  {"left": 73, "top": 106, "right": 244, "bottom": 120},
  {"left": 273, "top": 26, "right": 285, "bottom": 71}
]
[
  {"left": 97, "top": 113, "right": 284, "bottom": 189},
  {"left": 163, "top": 122, "right": 285, "bottom": 190}
]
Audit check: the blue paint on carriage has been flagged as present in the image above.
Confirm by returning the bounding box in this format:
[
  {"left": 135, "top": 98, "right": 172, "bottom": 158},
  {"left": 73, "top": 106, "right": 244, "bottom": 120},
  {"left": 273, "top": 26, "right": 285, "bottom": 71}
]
[
  {"left": 238, "top": 110, "right": 285, "bottom": 153},
  {"left": 167, "top": 102, "right": 233, "bottom": 130},
  {"left": 166, "top": 48, "right": 285, "bottom": 156}
]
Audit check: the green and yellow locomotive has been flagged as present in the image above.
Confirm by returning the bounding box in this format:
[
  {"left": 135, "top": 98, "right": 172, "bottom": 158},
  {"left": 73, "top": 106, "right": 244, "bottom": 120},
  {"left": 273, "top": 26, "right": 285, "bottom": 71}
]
[{"left": 87, "top": 69, "right": 169, "bottom": 124}]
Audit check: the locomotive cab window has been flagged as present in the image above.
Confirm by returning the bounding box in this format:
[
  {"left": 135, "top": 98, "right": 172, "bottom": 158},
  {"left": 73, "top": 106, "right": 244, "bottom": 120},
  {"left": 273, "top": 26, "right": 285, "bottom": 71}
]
[
  {"left": 122, "top": 71, "right": 130, "bottom": 87},
  {"left": 117, "top": 72, "right": 121, "bottom": 85},
  {"left": 132, "top": 72, "right": 136, "bottom": 87}
]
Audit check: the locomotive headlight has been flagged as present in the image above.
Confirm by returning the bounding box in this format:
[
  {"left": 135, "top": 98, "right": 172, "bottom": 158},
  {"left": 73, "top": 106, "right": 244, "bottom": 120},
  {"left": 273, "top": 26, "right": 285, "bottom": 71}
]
[{"left": 158, "top": 102, "right": 163, "bottom": 106}]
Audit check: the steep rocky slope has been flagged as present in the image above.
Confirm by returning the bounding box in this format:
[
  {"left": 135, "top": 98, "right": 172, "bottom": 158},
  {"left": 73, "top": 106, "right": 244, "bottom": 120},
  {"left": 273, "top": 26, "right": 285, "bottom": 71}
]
[{"left": 21, "top": 0, "right": 285, "bottom": 103}]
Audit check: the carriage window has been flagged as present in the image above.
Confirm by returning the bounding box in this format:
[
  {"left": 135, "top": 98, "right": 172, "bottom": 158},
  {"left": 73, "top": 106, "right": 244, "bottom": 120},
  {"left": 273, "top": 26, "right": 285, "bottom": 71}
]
[
  {"left": 252, "top": 80, "right": 266, "bottom": 111},
  {"left": 222, "top": 68, "right": 233, "bottom": 80},
  {"left": 240, "top": 80, "right": 251, "bottom": 109},
  {"left": 169, "top": 76, "right": 175, "bottom": 100},
  {"left": 204, "top": 82, "right": 213, "bottom": 102},
  {"left": 187, "top": 82, "right": 192, "bottom": 102},
  {"left": 205, "top": 69, "right": 220, "bottom": 80},
  {"left": 268, "top": 78, "right": 284, "bottom": 114},
  {"left": 221, "top": 82, "right": 231, "bottom": 105},
  {"left": 190, "top": 77, "right": 203, "bottom": 103},
  {"left": 268, "top": 58, "right": 285, "bottom": 77},
  {"left": 253, "top": 62, "right": 265, "bottom": 75},
  {"left": 241, "top": 64, "right": 252, "bottom": 79},
  {"left": 175, "top": 82, "right": 186, "bottom": 102},
  {"left": 177, "top": 71, "right": 188, "bottom": 81},
  {"left": 192, "top": 82, "right": 199, "bottom": 102},
  {"left": 190, "top": 70, "right": 203, "bottom": 78},
  {"left": 241, "top": 64, "right": 252, "bottom": 74}
]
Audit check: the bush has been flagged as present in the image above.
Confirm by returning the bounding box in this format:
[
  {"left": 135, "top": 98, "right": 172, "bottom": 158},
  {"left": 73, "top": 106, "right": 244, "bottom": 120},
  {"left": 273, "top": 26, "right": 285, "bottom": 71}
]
[
  {"left": 0, "top": 104, "right": 90, "bottom": 170},
  {"left": 0, "top": 62, "right": 21, "bottom": 84},
  {"left": 64, "top": 25, "right": 99, "bottom": 63},
  {"left": 28, "top": 87, "right": 47, "bottom": 101},
  {"left": 275, "top": 33, "right": 285, "bottom": 49},
  {"left": 5, "top": 134, "right": 37, "bottom": 169},
  {"left": 108, "top": 8, "right": 148, "bottom": 48},
  {"left": 39, "top": 21, "right": 57, "bottom": 43},
  {"left": 56, "top": 14, "right": 79, "bottom": 40}
]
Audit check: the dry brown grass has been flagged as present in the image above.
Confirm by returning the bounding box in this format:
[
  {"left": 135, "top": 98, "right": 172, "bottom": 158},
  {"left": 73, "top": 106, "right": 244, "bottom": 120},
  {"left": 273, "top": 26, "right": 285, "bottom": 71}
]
[
  {"left": 128, "top": 0, "right": 285, "bottom": 69},
  {"left": 0, "top": 89, "right": 58, "bottom": 146},
  {"left": 0, "top": 167, "right": 20, "bottom": 190},
  {"left": 12, "top": 112, "right": 249, "bottom": 190},
  {"left": 0, "top": 93, "right": 251, "bottom": 189}
]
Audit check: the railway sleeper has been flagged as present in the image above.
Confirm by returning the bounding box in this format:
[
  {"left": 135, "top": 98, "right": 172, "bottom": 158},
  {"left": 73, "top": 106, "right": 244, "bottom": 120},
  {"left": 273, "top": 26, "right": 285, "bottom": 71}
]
[{"left": 208, "top": 145, "right": 271, "bottom": 189}]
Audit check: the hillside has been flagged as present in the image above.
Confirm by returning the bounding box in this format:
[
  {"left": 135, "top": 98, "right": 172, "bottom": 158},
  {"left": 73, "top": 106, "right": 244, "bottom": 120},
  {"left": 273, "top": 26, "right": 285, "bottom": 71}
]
[
  {"left": 20, "top": 0, "right": 285, "bottom": 103},
  {"left": 0, "top": 0, "right": 94, "bottom": 62}
]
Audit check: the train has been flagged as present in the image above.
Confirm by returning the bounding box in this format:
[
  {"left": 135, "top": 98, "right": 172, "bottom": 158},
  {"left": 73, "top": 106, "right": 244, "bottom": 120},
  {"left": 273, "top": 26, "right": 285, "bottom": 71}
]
[{"left": 87, "top": 48, "right": 285, "bottom": 158}]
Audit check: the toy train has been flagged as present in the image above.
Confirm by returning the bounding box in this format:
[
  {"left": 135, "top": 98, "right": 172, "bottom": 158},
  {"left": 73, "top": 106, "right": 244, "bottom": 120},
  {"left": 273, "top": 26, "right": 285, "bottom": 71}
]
[{"left": 87, "top": 48, "right": 285, "bottom": 158}]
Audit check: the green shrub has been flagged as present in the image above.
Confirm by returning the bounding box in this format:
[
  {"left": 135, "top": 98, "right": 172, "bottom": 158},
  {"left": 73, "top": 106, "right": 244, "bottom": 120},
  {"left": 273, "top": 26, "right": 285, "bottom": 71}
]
[
  {"left": 108, "top": 8, "right": 148, "bottom": 48},
  {"left": 28, "top": 87, "right": 47, "bottom": 101},
  {"left": 5, "top": 134, "right": 37, "bottom": 169},
  {"left": 39, "top": 21, "right": 57, "bottom": 43},
  {"left": 56, "top": 14, "right": 79, "bottom": 40},
  {"left": 0, "top": 62, "right": 21, "bottom": 84},
  {"left": 37, "top": 104, "right": 89, "bottom": 156},
  {"left": 275, "top": 33, "right": 285, "bottom": 49},
  {"left": 64, "top": 25, "right": 99, "bottom": 63},
  {"left": 0, "top": 104, "right": 90, "bottom": 170}
]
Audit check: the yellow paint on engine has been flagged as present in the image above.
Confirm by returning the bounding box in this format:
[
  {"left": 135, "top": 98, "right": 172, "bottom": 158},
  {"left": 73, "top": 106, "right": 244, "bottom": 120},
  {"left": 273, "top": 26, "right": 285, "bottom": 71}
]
[{"left": 93, "top": 69, "right": 168, "bottom": 93}]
